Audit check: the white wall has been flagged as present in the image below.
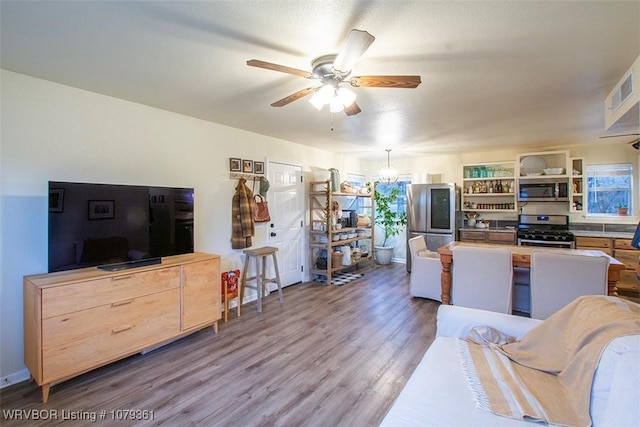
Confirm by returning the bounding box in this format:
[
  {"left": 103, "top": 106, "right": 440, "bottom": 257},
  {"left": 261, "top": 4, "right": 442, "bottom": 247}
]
[
  {"left": 0, "top": 70, "right": 363, "bottom": 382},
  {"left": 363, "top": 145, "right": 639, "bottom": 224}
]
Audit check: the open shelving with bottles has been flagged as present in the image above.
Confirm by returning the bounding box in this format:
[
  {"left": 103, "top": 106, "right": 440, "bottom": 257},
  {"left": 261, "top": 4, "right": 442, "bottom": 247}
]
[
  {"left": 308, "top": 180, "right": 374, "bottom": 284},
  {"left": 569, "top": 157, "right": 585, "bottom": 213},
  {"left": 461, "top": 161, "right": 517, "bottom": 212}
]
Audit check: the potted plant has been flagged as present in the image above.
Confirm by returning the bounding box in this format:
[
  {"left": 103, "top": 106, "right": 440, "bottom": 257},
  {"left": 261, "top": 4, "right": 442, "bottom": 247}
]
[
  {"left": 616, "top": 204, "right": 628, "bottom": 216},
  {"left": 373, "top": 181, "right": 407, "bottom": 265}
]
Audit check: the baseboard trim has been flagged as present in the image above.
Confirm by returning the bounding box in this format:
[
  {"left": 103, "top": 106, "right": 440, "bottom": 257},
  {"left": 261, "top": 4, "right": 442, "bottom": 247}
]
[{"left": 1, "top": 369, "right": 30, "bottom": 389}]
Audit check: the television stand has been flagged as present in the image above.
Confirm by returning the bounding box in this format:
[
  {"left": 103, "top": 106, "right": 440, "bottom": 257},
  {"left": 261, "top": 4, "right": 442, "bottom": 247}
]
[
  {"left": 97, "top": 257, "right": 162, "bottom": 271},
  {"left": 24, "top": 252, "right": 221, "bottom": 403}
]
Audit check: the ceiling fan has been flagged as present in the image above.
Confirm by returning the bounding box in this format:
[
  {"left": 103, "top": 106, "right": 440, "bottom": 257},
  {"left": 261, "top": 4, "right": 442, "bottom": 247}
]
[
  {"left": 599, "top": 133, "right": 640, "bottom": 149},
  {"left": 247, "top": 29, "right": 421, "bottom": 116}
]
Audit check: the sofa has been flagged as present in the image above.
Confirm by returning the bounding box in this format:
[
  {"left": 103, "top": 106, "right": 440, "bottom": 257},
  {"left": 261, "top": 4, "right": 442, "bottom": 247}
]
[{"left": 380, "top": 303, "right": 640, "bottom": 426}]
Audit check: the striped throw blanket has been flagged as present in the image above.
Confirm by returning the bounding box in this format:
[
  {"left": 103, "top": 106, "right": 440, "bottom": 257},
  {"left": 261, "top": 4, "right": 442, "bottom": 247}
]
[{"left": 461, "top": 296, "right": 640, "bottom": 427}]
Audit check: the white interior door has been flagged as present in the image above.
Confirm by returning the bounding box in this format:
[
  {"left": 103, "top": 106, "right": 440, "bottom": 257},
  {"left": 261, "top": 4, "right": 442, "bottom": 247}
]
[{"left": 267, "top": 161, "right": 303, "bottom": 287}]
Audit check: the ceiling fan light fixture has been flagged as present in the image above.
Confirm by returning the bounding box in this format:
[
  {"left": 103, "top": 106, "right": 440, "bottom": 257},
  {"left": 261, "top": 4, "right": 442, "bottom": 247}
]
[
  {"left": 379, "top": 149, "right": 399, "bottom": 184},
  {"left": 337, "top": 87, "right": 356, "bottom": 107},
  {"left": 329, "top": 95, "right": 344, "bottom": 113},
  {"left": 309, "top": 84, "right": 334, "bottom": 110}
]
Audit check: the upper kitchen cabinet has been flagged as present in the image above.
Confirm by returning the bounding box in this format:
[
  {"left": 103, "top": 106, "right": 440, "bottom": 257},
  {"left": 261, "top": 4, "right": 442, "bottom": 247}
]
[
  {"left": 462, "top": 162, "right": 516, "bottom": 212},
  {"left": 516, "top": 150, "right": 570, "bottom": 178}
]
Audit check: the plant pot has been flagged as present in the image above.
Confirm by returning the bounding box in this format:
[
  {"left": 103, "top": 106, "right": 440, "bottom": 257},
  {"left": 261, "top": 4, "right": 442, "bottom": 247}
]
[
  {"left": 374, "top": 246, "right": 394, "bottom": 265},
  {"left": 617, "top": 207, "right": 628, "bottom": 216}
]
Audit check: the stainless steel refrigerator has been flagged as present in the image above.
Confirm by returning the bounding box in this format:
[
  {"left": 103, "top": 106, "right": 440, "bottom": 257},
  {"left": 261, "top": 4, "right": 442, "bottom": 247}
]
[{"left": 406, "top": 183, "right": 461, "bottom": 272}]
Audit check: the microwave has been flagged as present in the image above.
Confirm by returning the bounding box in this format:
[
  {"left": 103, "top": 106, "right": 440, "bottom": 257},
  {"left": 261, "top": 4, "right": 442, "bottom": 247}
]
[{"left": 518, "top": 179, "right": 568, "bottom": 202}]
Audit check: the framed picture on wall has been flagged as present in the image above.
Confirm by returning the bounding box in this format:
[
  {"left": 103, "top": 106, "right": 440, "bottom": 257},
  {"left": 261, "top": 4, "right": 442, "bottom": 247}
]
[
  {"left": 254, "top": 161, "right": 264, "bottom": 174},
  {"left": 49, "top": 188, "right": 64, "bottom": 213},
  {"left": 88, "top": 200, "right": 115, "bottom": 220},
  {"left": 243, "top": 159, "right": 254, "bottom": 173},
  {"left": 230, "top": 158, "right": 241, "bottom": 172}
]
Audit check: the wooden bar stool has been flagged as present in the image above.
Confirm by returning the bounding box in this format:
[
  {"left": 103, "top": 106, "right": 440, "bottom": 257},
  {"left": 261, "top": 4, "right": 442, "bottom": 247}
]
[{"left": 240, "top": 246, "right": 283, "bottom": 312}]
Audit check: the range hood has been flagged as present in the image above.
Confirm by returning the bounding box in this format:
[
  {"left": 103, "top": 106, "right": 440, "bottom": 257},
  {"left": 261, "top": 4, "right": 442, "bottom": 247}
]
[{"left": 605, "top": 55, "right": 640, "bottom": 132}]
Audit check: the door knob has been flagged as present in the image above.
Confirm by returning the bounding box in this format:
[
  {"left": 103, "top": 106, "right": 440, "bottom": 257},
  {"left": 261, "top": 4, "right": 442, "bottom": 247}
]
[{"left": 270, "top": 232, "right": 276, "bottom": 237}]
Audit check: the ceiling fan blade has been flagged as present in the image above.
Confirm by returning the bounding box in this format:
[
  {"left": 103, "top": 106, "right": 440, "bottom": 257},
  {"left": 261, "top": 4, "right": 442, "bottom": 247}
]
[
  {"left": 351, "top": 75, "right": 422, "bottom": 88},
  {"left": 247, "top": 59, "right": 313, "bottom": 79},
  {"left": 599, "top": 133, "right": 640, "bottom": 139},
  {"left": 332, "top": 30, "right": 375, "bottom": 75},
  {"left": 271, "top": 87, "right": 317, "bottom": 107},
  {"left": 344, "top": 101, "right": 362, "bottom": 116}
]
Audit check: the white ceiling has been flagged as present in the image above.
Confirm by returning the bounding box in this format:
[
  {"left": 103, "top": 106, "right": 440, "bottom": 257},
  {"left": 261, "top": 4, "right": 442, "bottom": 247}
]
[{"left": 1, "top": 1, "right": 639, "bottom": 160}]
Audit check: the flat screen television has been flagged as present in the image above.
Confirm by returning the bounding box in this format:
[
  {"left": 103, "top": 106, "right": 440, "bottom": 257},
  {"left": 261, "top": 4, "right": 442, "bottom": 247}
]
[{"left": 48, "top": 181, "right": 194, "bottom": 272}]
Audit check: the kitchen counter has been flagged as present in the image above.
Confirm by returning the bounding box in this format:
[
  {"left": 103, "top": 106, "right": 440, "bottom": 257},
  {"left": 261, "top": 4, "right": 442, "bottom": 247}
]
[
  {"left": 571, "top": 230, "right": 635, "bottom": 239},
  {"left": 459, "top": 227, "right": 516, "bottom": 233}
]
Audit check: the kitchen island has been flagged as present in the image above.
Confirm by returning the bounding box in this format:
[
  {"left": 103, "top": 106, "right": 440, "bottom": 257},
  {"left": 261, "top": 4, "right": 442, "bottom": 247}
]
[{"left": 437, "top": 241, "right": 625, "bottom": 305}]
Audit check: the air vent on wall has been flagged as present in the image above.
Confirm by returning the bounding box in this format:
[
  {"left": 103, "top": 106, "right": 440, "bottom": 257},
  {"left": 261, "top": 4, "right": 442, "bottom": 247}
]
[{"left": 611, "top": 72, "right": 634, "bottom": 112}]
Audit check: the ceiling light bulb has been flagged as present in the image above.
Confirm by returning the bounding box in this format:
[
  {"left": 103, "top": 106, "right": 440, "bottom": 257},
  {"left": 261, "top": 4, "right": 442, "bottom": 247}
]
[
  {"left": 309, "top": 92, "right": 325, "bottom": 110},
  {"left": 337, "top": 87, "right": 356, "bottom": 107},
  {"left": 329, "top": 95, "right": 344, "bottom": 113},
  {"left": 309, "top": 84, "right": 335, "bottom": 110}
]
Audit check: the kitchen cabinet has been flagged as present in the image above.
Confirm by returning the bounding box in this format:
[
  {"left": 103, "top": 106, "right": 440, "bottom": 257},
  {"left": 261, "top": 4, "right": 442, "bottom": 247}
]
[
  {"left": 574, "top": 236, "right": 612, "bottom": 255},
  {"left": 309, "top": 180, "right": 374, "bottom": 284},
  {"left": 459, "top": 228, "right": 516, "bottom": 245},
  {"left": 23, "top": 252, "right": 221, "bottom": 403},
  {"left": 569, "top": 157, "right": 585, "bottom": 213},
  {"left": 575, "top": 236, "right": 638, "bottom": 298},
  {"left": 461, "top": 162, "right": 516, "bottom": 212}
]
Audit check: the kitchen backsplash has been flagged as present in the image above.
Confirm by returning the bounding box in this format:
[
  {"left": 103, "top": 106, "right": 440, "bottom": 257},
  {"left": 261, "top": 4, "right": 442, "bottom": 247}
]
[{"left": 570, "top": 222, "right": 638, "bottom": 233}]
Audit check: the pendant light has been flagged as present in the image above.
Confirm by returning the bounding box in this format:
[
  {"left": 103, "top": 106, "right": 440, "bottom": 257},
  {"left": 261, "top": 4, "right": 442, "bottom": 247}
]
[{"left": 378, "top": 149, "right": 399, "bottom": 184}]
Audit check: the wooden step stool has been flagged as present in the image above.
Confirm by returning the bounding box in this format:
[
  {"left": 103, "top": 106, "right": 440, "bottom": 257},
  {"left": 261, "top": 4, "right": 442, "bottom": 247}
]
[{"left": 240, "top": 246, "right": 283, "bottom": 312}]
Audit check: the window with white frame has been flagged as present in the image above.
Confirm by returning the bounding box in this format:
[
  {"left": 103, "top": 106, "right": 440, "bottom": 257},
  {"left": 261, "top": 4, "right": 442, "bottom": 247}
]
[{"left": 586, "top": 164, "right": 633, "bottom": 215}]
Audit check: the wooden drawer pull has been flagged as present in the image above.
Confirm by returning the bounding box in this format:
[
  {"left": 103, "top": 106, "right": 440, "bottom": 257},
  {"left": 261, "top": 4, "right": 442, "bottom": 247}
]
[
  {"left": 111, "top": 299, "right": 134, "bottom": 308},
  {"left": 111, "top": 325, "right": 134, "bottom": 334},
  {"left": 111, "top": 275, "right": 134, "bottom": 281}
]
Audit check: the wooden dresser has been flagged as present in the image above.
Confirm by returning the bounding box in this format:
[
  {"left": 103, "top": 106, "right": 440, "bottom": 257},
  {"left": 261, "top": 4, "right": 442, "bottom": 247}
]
[{"left": 23, "top": 252, "right": 220, "bottom": 403}]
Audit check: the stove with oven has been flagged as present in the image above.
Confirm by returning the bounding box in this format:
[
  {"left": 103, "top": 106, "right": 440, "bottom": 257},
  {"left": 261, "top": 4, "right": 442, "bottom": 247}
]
[{"left": 517, "top": 214, "right": 575, "bottom": 248}]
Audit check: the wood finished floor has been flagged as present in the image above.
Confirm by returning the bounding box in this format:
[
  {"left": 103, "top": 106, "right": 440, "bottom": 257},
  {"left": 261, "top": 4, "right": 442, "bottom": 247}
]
[{"left": 1, "top": 263, "right": 439, "bottom": 426}]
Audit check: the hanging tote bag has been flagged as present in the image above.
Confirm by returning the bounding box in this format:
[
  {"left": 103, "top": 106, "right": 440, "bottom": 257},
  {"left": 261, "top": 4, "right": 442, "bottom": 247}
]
[{"left": 254, "top": 195, "right": 271, "bottom": 222}]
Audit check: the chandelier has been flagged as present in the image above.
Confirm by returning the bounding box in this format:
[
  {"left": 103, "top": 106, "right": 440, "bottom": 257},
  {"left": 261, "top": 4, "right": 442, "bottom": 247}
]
[{"left": 378, "top": 149, "right": 399, "bottom": 184}]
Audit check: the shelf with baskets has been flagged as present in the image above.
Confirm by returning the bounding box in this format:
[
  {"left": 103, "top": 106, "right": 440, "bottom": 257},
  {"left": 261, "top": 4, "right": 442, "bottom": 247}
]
[
  {"left": 461, "top": 162, "right": 517, "bottom": 212},
  {"left": 309, "top": 180, "right": 374, "bottom": 284}
]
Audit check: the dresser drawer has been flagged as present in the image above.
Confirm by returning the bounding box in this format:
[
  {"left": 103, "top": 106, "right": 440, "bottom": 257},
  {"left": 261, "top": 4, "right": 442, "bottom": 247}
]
[
  {"left": 614, "top": 238, "right": 636, "bottom": 250},
  {"left": 486, "top": 231, "right": 516, "bottom": 245},
  {"left": 42, "top": 267, "right": 181, "bottom": 318},
  {"left": 575, "top": 236, "right": 611, "bottom": 249},
  {"left": 459, "top": 230, "right": 485, "bottom": 242},
  {"left": 42, "top": 288, "right": 180, "bottom": 382}
]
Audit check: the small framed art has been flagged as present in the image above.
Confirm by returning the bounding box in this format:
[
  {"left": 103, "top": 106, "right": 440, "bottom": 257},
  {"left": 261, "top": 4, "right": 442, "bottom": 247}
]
[
  {"left": 254, "top": 161, "right": 264, "bottom": 174},
  {"left": 243, "top": 159, "right": 254, "bottom": 173},
  {"left": 49, "top": 188, "right": 64, "bottom": 213},
  {"left": 230, "top": 158, "right": 241, "bottom": 172},
  {"left": 88, "top": 200, "right": 115, "bottom": 220}
]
